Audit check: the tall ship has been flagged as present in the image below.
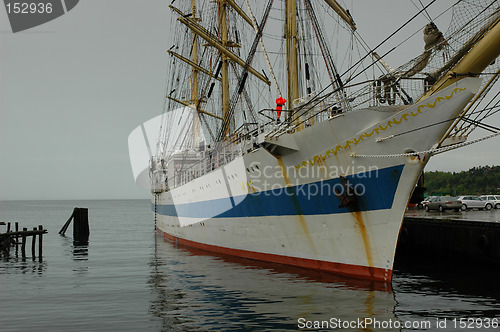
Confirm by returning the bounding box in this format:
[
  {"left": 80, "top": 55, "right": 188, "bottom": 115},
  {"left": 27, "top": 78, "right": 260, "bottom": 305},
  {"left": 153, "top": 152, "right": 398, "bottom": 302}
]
[{"left": 129, "top": 0, "right": 500, "bottom": 281}]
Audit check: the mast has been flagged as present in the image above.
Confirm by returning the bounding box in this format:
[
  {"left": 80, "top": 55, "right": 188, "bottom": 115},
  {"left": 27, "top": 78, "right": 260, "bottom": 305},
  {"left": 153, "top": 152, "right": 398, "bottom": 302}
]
[
  {"left": 191, "top": 0, "right": 199, "bottom": 104},
  {"left": 172, "top": 7, "right": 269, "bottom": 85},
  {"left": 323, "top": 0, "right": 356, "bottom": 30},
  {"left": 285, "top": 0, "right": 300, "bottom": 117},
  {"left": 167, "top": 50, "right": 222, "bottom": 82},
  {"left": 171, "top": 2, "right": 271, "bottom": 141},
  {"left": 192, "top": 0, "right": 200, "bottom": 146},
  {"left": 422, "top": 9, "right": 500, "bottom": 99},
  {"left": 219, "top": 0, "right": 231, "bottom": 138},
  {"left": 227, "top": 0, "right": 253, "bottom": 27}
]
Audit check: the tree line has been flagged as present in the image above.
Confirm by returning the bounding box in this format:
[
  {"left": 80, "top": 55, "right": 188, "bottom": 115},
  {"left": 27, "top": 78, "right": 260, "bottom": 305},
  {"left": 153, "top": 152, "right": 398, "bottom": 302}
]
[{"left": 424, "top": 165, "right": 500, "bottom": 196}]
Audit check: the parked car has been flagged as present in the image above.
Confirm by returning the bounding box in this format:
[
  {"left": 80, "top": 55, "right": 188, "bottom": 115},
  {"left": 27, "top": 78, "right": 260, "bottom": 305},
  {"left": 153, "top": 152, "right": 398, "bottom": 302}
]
[
  {"left": 480, "top": 195, "right": 500, "bottom": 209},
  {"left": 418, "top": 196, "right": 435, "bottom": 209},
  {"left": 457, "top": 195, "right": 493, "bottom": 210},
  {"left": 424, "top": 196, "right": 462, "bottom": 212}
]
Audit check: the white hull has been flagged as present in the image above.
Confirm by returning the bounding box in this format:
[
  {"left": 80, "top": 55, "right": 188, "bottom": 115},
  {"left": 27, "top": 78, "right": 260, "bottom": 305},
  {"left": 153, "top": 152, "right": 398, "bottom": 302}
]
[{"left": 153, "top": 78, "right": 480, "bottom": 281}]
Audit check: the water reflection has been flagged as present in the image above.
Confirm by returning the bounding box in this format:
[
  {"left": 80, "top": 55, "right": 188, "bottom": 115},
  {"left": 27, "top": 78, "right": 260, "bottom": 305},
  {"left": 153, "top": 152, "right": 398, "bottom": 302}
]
[
  {"left": 1, "top": 234, "right": 47, "bottom": 275},
  {"left": 149, "top": 234, "right": 397, "bottom": 331},
  {"left": 393, "top": 251, "right": 500, "bottom": 331},
  {"left": 72, "top": 244, "right": 89, "bottom": 261},
  {"left": 0, "top": 255, "right": 47, "bottom": 276},
  {"left": 60, "top": 234, "right": 89, "bottom": 261},
  {"left": 59, "top": 234, "right": 89, "bottom": 276}
]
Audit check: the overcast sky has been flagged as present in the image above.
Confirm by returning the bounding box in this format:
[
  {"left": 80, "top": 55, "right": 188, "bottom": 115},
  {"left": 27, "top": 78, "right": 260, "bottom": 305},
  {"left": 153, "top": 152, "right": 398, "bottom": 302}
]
[{"left": 1, "top": 1, "right": 499, "bottom": 200}]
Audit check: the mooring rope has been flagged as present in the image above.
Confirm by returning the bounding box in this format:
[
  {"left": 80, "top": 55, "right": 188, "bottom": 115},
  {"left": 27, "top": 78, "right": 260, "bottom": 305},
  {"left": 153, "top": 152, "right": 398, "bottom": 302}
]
[{"left": 350, "top": 131, "right": 500, "bottom": 158}]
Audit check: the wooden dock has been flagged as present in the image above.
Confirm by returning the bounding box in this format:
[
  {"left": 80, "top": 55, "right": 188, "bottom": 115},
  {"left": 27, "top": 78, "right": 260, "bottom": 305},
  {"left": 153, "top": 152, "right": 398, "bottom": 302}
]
[{"left": 0, "top": 222, "right": 47, "bottom": 261}]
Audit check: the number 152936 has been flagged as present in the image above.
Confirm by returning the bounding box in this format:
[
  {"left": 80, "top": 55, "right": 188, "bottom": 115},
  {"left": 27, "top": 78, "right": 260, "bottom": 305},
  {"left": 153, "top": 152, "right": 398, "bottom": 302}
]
[{"left": 6, "top": 2, "right": 53, "bottom": 14}]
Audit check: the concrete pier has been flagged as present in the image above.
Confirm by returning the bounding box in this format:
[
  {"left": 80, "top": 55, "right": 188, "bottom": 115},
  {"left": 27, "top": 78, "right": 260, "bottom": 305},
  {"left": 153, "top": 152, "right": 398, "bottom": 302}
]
[{"left": 397, "top": 209, "right": 500, "bottom": 266}]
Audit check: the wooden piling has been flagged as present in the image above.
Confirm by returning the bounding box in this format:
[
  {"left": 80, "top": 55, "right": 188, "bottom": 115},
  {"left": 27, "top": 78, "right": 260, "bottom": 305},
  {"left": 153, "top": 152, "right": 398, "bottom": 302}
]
[
  {"left": 59, "top": 208, "right": 90, "bottom": 244},
  {"left": 73, "top": 208, "right": 89, "bottom": 245},
  {"left": 21, "top": 227, "right": 27, "bottom": 259},
  {"left": 59, "top": 209, "right": 75, "bottom": 236},
  {"left": 7, "top": 222, "right": 11, "bottom": 233},
  {"left": 15, "top": 222, "right": 19, "bottom": 254},
  {"left": 38, "top": 225, "right": 43, "bottom": 262},
  {"left": 31, "top": 227, "right": 36, "bottom": 259}
]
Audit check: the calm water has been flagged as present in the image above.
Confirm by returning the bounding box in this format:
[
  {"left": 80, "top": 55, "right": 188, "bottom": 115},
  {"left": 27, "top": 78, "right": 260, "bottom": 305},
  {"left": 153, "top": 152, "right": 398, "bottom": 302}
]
[{"left": 1, "top": 200, "right": 499, "bottom": 331}]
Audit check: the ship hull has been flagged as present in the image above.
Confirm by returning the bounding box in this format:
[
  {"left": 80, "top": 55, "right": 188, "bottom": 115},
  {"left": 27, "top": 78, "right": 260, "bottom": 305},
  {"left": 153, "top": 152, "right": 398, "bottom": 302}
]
[{"left": 152, "top": 78, "right": 481, "bottom": 282}]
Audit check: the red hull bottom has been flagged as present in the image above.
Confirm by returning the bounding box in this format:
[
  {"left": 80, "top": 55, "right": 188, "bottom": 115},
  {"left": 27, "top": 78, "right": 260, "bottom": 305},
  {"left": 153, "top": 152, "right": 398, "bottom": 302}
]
[{"left": 157, "top": 228, "right": 393, "bottom": 282}]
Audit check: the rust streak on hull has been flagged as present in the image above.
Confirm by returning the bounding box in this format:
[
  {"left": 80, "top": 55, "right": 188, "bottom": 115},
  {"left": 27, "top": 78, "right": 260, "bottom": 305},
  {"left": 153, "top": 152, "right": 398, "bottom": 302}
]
[{"left": 352, "top": 211, "right": 374, "bottom": 275}]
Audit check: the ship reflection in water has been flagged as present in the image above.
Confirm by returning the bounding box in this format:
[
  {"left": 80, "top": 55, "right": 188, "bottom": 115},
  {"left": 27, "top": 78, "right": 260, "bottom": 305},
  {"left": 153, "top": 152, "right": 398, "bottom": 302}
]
[
  {"left": 148, "top": 233, "right": 396, "bottom": 331},
  {"left": 149, "top": 233, "right": 500, "bottom": 331}
]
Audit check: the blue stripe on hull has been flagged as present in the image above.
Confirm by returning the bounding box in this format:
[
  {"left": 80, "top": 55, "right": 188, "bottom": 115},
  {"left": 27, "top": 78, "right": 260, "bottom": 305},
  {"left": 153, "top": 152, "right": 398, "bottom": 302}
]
[{"left": 155, "top": 164, "right": 404, "bottom": 218}]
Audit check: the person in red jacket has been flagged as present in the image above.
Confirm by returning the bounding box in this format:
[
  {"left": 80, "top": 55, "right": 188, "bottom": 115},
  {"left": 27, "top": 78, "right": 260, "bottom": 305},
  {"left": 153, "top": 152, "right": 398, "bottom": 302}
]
[{"left": 275, "top": 96, "right": 286, "bottom": 122}]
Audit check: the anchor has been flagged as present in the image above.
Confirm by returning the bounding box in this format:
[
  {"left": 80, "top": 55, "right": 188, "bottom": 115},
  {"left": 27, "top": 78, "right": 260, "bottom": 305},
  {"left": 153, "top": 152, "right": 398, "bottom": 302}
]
[{"left": 334, "top": 176, "right": 358, "bottom": 209}]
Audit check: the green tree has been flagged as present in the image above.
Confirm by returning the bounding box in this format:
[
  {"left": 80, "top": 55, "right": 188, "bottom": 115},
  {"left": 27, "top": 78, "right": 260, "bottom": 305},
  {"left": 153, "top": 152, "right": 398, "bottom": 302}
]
[{"left": 424, "top": 165, "right": 500, "bottom": 196}]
